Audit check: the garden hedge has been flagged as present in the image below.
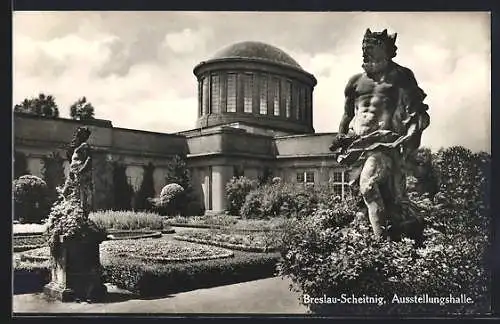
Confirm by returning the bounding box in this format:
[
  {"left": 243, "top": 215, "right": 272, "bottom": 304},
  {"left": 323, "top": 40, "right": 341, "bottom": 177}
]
[
  {"left": 103, "top": 251, "right": 280, "bottom": 296},
  {"left": 14, "top": 251, "right": 280, "bottom": 297}
]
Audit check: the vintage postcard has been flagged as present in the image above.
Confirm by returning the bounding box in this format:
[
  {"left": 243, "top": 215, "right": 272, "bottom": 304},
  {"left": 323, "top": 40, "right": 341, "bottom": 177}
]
[{"left": 12, "top": 11, "right": 492, "bottom": 317}]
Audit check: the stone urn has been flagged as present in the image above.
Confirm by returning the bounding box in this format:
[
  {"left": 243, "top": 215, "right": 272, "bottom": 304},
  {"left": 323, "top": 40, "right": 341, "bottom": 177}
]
[{"left": 43, "top": 235, "right": 107, "bottom": 302}]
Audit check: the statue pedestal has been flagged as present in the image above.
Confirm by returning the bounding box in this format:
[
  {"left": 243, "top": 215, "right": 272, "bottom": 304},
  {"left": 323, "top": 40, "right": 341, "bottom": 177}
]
[{"left": 43, "top": 236, "right": 107, "bottom": 302}]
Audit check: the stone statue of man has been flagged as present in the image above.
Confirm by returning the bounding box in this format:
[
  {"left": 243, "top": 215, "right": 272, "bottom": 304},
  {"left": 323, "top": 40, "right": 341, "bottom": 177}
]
[{"left": 330, "top": 29, "right": 430, "bottom": 241}]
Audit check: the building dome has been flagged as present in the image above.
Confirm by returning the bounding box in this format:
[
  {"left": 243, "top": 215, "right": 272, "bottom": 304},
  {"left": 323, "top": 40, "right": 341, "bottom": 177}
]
[
  {"left": 193, "top": 41, "right": 317, "bottom": 135},
  {"left": 210, "top": 41, "right": 302, "bottom": 70}
]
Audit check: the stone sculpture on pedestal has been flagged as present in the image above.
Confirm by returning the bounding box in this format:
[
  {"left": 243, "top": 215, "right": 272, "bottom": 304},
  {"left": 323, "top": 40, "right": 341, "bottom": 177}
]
[
  {"left": 44, "top": 126, "right": 107, "bottom": 302},
  {"left": 330, "top": 29, "right": 430, "bottom": 241}
]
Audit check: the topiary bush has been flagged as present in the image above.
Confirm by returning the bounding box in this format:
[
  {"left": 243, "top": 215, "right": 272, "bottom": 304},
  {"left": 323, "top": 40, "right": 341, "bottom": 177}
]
[
  {"left": 13, "top": 175, "right": 51, "bottom": 223},
  {"left": 149, "top": 183, "right": 185, "bottom": 216},
  {"left": 225, "top": 176, "right": 258, "bottom": 216}
]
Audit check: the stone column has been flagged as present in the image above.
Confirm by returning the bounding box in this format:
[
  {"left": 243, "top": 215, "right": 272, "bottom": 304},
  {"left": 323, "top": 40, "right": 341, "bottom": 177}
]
[{"left": 211, "top": 165, "right": 233, "bottom": 212}]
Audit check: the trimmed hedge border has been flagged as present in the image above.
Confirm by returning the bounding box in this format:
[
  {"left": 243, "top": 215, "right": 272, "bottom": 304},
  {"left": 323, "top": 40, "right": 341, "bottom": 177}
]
[
  {"left": 13, "top": 245, "right": 45, "bottom": 253},
  {"left": 103, "top": 251, "right": 281, "bottom": 297},
  {"left": 106, "top": 231, "right": 163, "bottom": 240},
  {"left": 14, "top": 251, "right": 281, "bottom": 297},
  {"left": 13, "top": 232, "right": 46, "bottom": 237},
  {"left": 168, "top": 223, "right": 223, "bottom": 229},
  {"left": 174, "top": 235, "right": 278, "bottom": 253}
]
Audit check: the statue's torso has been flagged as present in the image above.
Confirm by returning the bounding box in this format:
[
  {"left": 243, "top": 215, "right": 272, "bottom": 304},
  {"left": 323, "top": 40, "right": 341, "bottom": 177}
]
[{"left": 351, "top": 73, "right": 400, "bottom": 136}]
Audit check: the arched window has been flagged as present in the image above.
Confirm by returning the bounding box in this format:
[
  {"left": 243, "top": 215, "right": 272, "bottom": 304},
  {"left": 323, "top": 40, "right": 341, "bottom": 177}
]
[
  {"left": 226, "top": 73, "right": 237, "bottom": 113},
  {"left": 243, "top": 73, "right": 253, "bottom": 113},
  {"left": 259, "top": 76, "right": 268, "bottom": 115}
]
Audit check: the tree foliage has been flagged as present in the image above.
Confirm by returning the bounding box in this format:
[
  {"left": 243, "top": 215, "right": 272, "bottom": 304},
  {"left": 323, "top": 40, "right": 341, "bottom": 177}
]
[
  {"left": 14, "top": 151, "right": 30, "bottom": 179},
  {"left": 112, "top": 162, "right": 134, "bottom": 211},
  {"left": 69, "top": 96, "right": 95, "bottom": 120},
  {"left": 225, "top": 176, "right": 258, "bottom": 216},
  {"left": 133, "top": 163, "right": 156, "bottom": 211},
  {"left": 41, "top": 152, "right": 66, "bottom": 205},
  {"left": 14, "top": 93, "right": 60, "bottom": 118}
]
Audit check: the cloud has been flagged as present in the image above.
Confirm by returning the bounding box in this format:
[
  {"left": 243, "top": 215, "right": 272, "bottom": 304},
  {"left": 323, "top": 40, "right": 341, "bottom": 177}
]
[
  {"left": 163, "top": 28, "right": 214, "bottom": 54},
  {"left": 12, "top": 11, "right": 491, "bottom": 153}
]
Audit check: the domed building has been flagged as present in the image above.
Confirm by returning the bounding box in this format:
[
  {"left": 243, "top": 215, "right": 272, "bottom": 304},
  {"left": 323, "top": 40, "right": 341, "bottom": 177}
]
[
  {"left": 14, "top": 41, "right": 349, "bottom": 215},
  {"left": 193, "top": 41, "right": 317, "bottom": 135}
]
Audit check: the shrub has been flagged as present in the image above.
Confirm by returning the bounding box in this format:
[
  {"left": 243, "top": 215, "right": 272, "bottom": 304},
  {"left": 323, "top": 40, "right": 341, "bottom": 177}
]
[
  {"left": 149, "top": 183, "right": 185, "bottom": 216},
  {"left": 12, "top": 175, "right": 51, "bottom": 223},
  {"left": 240, "top": 181, "right": 347, "bottom": 220},
  {"left": 240, "top": 182, "right": 303, "bottom": 219},
  {"left": 46, "top": 196, "right": 107, "bottom": 258},
  {"left": 89, "top": 210, "right": 164, "bottom": 230},
  {"left": 225, "top": 176, "right": 258, "bottom": 216},
  {"left": 278, "top": 197, "right": 490, "bottom": 315}
]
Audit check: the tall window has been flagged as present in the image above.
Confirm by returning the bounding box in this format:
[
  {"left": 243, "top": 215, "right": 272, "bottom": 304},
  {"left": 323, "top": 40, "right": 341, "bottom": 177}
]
[
  {"left": 273, "top": 78, "right": 280, "bottom": 116},
  {"left": 331, "top": 170, "right": 350, "bottom": 199},
  {"left": 202, "top": 77, "right": 209, "bottom": 115},
  {"left": 198, "top": 80, "right": 202, "bottom": 116},
  {"left": 298, "top": 87, "right": 306, "bottom": 120},
  {"left": 210, "top": 75, "right": 220, "bottom": 113},
  {"left": 243, "top": 73, "right": 253, "bottom": 113},
  {"left": 292, "top": 84, "right": 299, "bottom": 120},
  {"left": 296, "top": 171, "right": 315, "bottom": 184},
  {"left": 226, "top": 73, "right": 237, "bottom": 113},
  {"left": 285, "top": 81, "right": 292, "bottom": 118},
  {"left": 259, "top": 76, "right": 268, "bottom": 115}
]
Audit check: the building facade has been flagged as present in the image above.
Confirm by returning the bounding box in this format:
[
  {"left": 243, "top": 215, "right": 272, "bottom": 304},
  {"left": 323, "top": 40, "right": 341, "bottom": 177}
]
[{"left": 13, "top": 41, "right": 349, "bottom": 213}]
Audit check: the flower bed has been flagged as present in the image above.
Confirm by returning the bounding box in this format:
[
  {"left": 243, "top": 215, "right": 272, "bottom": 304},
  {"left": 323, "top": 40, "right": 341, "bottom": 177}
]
[
  {"left": 89, "top": 210, "right": 164, "bottom": 231},
  {"left": 165, "top": 215, "right": 286, "bottom": 233},
  {"left": 13, "top": 235, "right": 46, "bottom": 252},
  {"left": 14, "top": 243, "right": 280, "bottom": 297},
  {"left": 174, "top": 230, "right": 282, "bottom": 253},
  {"left": 19, "top": 237, "right": 234, "bottom": 264},
  {"left": 165, "top": 214, "right": 238, "bottom": 228}
]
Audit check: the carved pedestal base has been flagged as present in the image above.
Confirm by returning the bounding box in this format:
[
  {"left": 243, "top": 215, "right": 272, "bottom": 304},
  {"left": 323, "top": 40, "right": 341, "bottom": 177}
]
[{"left": 43, "top": 236, "right": 107, "bottom": 302}]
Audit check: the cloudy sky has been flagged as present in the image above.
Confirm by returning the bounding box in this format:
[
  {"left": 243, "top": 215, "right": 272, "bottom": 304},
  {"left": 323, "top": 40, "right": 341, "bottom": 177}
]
[{"left": 13, "top": 11, "right": 491, "bottom": 153}]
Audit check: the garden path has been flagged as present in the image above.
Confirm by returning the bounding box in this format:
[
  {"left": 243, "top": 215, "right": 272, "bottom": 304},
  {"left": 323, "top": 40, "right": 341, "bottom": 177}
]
[{"left": 13, "top": 277, "right": 307, "bottom": 314}]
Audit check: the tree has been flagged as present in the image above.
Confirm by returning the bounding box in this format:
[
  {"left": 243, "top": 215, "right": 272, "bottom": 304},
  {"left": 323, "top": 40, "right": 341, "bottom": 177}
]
[
  {"left": 41, "top": 152, "right": 66, "bottom": 205},
  {"left": 164, "top": 155, "right": 202, "bottom": 215},
  {"left": 165, "top": 155, "right": 190, "bottom": 190},
  {"left": 14, "top": 93, "right": 60, "bottom": 118},
  {"left": 133, "top": 162, "right": 156, "bottom": 211},
  {"left": 69, "top": 96, "right": 95, "bottom": 120},
  {"left": 112, "top": 162, "right": 134, "bottom": 210},
  {"left": 14, "top": 151, "right": 30, "bottom": 179}
]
